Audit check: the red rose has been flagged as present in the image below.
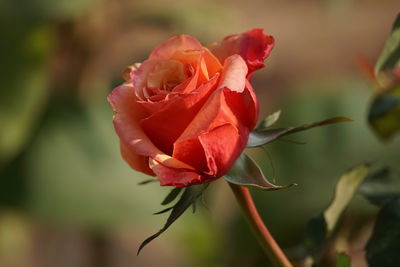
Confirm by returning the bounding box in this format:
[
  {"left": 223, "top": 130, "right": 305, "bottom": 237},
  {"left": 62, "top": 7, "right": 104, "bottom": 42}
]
[{"left": 108, "top": 29, "right": 274, "bottom": 187}]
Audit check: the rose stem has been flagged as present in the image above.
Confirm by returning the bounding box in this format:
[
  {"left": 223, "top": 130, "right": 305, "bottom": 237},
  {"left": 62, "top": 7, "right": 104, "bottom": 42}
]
[{"left": 228, "top": 182, "right": 293, "bottom": 267}]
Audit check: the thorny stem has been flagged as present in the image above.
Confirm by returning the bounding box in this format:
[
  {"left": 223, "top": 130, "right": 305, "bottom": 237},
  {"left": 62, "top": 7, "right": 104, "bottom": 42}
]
[{"left": 228, "top": 182, "right": 293, "bottom": 267}]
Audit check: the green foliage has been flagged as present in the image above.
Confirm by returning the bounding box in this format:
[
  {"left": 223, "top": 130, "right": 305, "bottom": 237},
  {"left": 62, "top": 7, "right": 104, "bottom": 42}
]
[
  {"left": 366, "top": 197, "right": 400, "bottom": 267},
  {"left": 254, "top": 110, "right": 281, "bottom": 131},
  {"left": 323, "top": 164, "right": 370, "bottom": 232},
  {"left": 336, "top": 252, "right": 351, "bottom": 267},
  {"left": 358, "top": 167, "right": 400, "bottom": 206},
  {"left": 161, "top": 187, "right": 183, "bottom": 205},
  {"left": 224, "top": 153, "right": 295, "bottom": 190},
  {"left": 306, "top": 164, "right": 370, "bottom": 262},
  {"left": 374, "top": 13, "right": 400, "bottom": 73},
  {"left": 247, "top": 115, "right": 351, "bottom": 148},
  {"left": 138, "top": 183, "right": 208, "bottom": 254},
  {"left": 368, "top": 85, "right": 400, "bottom": 141}
]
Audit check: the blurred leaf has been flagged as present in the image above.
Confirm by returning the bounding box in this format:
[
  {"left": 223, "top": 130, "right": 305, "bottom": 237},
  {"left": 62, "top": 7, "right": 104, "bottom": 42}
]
[
  {"left": 359, "top": 167, "right": 400, "bottom": 206},
  {"left": 306, "top": 213, "right": 327, "bottom": 257},
  {"left": 254, "top": 110, "right": 281, "bottom": 131},
  {"left": 366, "top": 197, "right": 400, "bottom": 267},
  {"left": 138, "top": 183, "right": 208, "bottom": 254},
  {"left": 0, "top": 23, "right": 52, "bottom": 169},
  {"left": 306, "top": 164, "right": 370, "bottom": 260},
  {"left": 247, "top": 117, "right": 352, "bottom": 148},
  {"left": 224, "top": 153, "right": 296, "bottom": 190},
  {"left": 374, "top": 13, "right": 400, "bottom": 73},
  {"left": 0, "top": 0, "right": 95, "bottom": 19},
  {"left": 161, "top": 187, "right": 182, "bottom": 205},
  {"left": 336, "top": 252, "right": 351, "bottom": 267},
  {"left": 324, "top": 163, "right": 370, "bottom": 232},
  {"left": 368, "top": 85, "right": 400, "bottom": 141}
]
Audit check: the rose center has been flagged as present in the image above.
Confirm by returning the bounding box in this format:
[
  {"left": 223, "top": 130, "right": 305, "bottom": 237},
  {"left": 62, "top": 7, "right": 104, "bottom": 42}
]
[{"left": 147, "top": 60, "right": 188, "bottom": 92}]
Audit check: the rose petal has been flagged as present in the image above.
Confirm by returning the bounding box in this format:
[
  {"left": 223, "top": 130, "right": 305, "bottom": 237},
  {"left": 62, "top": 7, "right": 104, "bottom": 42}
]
[
  {"left": 199, "top": 123, "right": 246, "bottom": 177},
  {"left": 120, "top": 142, "right": 154, "bottom": 176},
  {"left": 149, "top": 34, "right": 203, "bottom": 60},
  {"left": 141, "top": 75, "right": 220, "bottom": 155},
  {"left": 218, "top": 55, "right": 248, "bottom": 93},
  {"left": 149, "top": 158, "right": 213, "bottom": 187},
  {"left": 174, "top": 86, "right": 257, "bottom": 176},
  {"left": 107, "top": 83, "right": 195, "bottom": 171},
  {"left": 208, "top": 29, "right": 274, "bottom": 77}
]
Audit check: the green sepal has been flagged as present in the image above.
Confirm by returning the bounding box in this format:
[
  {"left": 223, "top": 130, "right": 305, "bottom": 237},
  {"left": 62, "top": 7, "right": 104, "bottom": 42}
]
[
  {"left": 247, "top": 117, "right": 352, "bottom": 148},
  {"left": 224, "top": 153, "right": 295, "bottom": 190},
  {"left": 161, "top": 187, "right": 182, "bottom": 205},
  {"left": 137, "top": 183, "right": 208, "bottom": 254}
]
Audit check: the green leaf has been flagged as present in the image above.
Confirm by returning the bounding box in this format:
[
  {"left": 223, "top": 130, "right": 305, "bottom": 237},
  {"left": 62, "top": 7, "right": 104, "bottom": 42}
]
[
  {"left": 306, "top": 164, "right": 370, "bottom": 260},
  {"left": 374, "top": 13, "right": 400, "bottom": 73},
  {"left": 137, "top": 183, "right": 208, "bottom": 254},
  {"left": 368, "top": 85, "right": 400, "bottom": 141},
  {"left": 254, "top": 110, "right": 281, "bottom": 131},
  {"left": 358, "top": 167, "right": 400, "bottom": 206},
  {"left": 247, "top": 117, "right": 352, "bottom": 148},
  {"left": 223, "top": 153, "right": 295, "bottom": 190},
  {"left": 336, "top": 252, "right": 351, "bottom": 267},
  {"left": 161, "top": 187, "right": 182, "bottom": 205},
  {"left": 366, "top": 197, "right": 400, "bottom": 267},
  {"left": 323, "top": 163, "right": 370, "bottom": 232}
]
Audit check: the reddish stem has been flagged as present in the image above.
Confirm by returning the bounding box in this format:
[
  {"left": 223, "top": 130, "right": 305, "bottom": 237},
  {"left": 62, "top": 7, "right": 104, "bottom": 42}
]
[{"left": 228, "top": 182, "right": 293, "bottom": 267}]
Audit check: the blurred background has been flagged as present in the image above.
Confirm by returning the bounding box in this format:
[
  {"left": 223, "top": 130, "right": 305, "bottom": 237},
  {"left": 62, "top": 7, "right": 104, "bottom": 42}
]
[{"left": 1, "top": 0, "right": 400, "bottom": 266}]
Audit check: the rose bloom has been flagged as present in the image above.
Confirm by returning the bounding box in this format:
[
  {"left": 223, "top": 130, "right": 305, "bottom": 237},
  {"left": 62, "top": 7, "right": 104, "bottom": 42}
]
[{"left": 108, "top": 29, "right": 274, "bottom": 187}]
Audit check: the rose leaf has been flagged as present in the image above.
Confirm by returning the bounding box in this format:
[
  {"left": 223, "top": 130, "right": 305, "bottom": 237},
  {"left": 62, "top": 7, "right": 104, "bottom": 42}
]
[
  {"left": 358, "top": 167, "right": 400, "bottom": 206},
  {"left": 366, "top": 197, "right": 400, "bottom": 267},
  {"left": 247, "top": 116, "right": 352, "bottom": 148},
  {"left": 223, "top": 153, "right": 295, "bottom": 190},
  {"left": 374, "top": 13, "right": 400, "bottom": 73},
  {"left": 137, "top": 183, "right": 208, "bottom": 254},
  {"left": 254, "top": 110, "right": 281, "bottom": 131},
  {"left": 306, "top": 163, "right": 370, "bottom": 259},
  {"left": 368, "top": 85, "right": 400, "bottom": 141}
]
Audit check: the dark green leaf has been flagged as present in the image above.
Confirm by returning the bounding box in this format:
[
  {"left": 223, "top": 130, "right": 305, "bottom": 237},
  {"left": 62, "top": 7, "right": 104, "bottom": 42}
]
[
  {"left": 223, "top": 153, "right": 295, "bottom": 190},
  {"left": 375, "top": 13, "right": 400, "bottom": 73},
  {"left": 254, "top": 110, "right": 281, "bottom": 131},
  {"left": 336, "top": 252, "right": 351, "bottom": 267},
  {"left": 306, "top": 214, "right": 327, "bottom": 257},
  {"left": 359, "top": 167, "right": 400, "bottom": 206},
  {"left": 247, "top": 117, "right": 352, "bottom": 148},
  {"left": 366, "top": 197, "right": 400, "bottom": 267},
  {"left": 161, "top": 187, "right": 182, "bottom": 205},
  {"left": 137, "top": 183, "right": 208, "bottom": 254},
  {"left": 368, "top": 86, "right": 400, "bottom": 141}
]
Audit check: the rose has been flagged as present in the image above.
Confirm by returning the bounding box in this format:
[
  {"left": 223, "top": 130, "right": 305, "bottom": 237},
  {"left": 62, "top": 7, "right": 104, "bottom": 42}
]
[{"left": 108, "top": 29, "right": 274, "bottom": 187}]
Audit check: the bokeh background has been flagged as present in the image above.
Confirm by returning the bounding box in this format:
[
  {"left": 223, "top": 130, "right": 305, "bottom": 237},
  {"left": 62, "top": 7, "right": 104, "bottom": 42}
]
[{"left": 1, "top": 0, "right": 400, "bottom": 266}]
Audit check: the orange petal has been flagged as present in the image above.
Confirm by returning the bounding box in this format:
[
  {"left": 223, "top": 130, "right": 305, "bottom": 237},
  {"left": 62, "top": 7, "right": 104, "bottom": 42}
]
[{"left": 149, "top": 34, "right": 202, "bottom": 60}]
